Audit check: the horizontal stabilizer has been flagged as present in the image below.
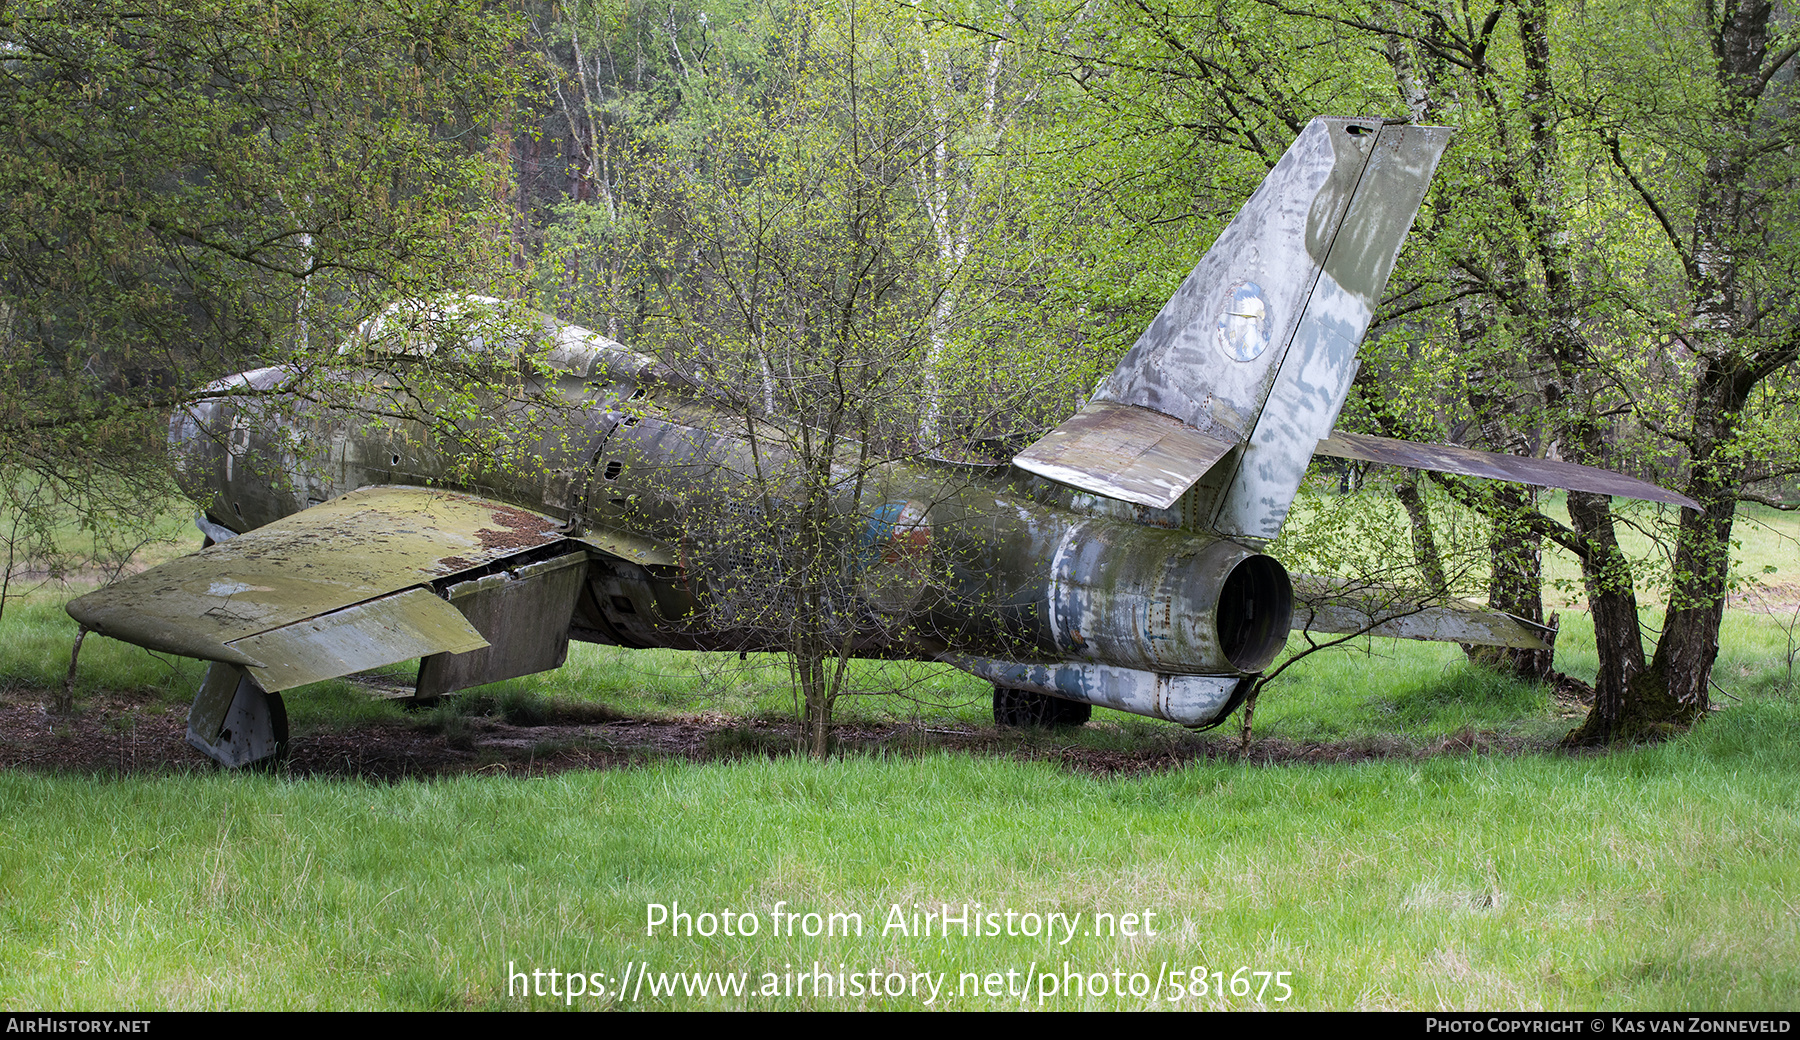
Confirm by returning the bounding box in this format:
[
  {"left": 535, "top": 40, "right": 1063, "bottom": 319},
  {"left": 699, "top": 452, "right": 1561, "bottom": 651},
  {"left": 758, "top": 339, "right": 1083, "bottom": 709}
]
[
  {"left": 1290, "top": 574, "right": 1551, "bottom": 649},
  {"left": 1315, "top": 431, "right": 1699, "bottom": 510},
  {"left": 1012, "top": 401, "right": 1237, "bottom": 510}
]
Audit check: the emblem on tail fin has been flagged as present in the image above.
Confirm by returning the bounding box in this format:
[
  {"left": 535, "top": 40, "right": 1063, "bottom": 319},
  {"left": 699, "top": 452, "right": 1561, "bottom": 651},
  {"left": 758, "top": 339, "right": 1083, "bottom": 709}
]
[
  {"left": 1218, "top": 281, "right": 1271, "bottom": 363},
  {"left": 1015, "top": 117, "right": 1454, "bottom": 530}
]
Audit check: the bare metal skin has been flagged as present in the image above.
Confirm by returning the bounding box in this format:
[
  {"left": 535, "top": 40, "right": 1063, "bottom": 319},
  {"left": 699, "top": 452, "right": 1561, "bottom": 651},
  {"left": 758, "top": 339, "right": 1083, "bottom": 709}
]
[{"left": 68, "top": 118, "right": 1689, "bottom": 767}]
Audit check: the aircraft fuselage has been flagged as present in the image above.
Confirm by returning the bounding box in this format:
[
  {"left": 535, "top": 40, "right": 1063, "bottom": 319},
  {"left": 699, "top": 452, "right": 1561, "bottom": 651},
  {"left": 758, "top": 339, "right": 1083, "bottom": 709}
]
[{"left": 168, "top": 332, "right": 1293, "bottom": 728}]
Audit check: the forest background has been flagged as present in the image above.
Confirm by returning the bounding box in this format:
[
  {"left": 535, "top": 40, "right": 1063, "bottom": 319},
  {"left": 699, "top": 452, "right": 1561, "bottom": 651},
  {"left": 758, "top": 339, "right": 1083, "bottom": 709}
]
[{"left": 2, "top": 0, "right": 1799, "bottom": 747}]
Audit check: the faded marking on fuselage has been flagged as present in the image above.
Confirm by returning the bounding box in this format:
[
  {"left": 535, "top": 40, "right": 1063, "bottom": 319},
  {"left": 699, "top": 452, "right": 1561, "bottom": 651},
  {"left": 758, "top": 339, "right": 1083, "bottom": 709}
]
[{"left": 1045, "top": 520, "right": 1090, "bottom": 653}]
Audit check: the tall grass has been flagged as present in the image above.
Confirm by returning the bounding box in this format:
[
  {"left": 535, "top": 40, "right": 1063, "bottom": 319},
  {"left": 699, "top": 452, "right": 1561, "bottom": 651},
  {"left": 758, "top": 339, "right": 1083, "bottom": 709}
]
[
  {"left": 2, "top": 693, "right": 1796, "bottom": 1009},
  {"left": 0, "top": 597, "right": 205, "bottom": 701}
]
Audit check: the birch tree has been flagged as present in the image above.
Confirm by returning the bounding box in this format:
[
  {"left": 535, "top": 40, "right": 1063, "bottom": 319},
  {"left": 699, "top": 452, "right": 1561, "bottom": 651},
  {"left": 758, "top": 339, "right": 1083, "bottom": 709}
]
[
  {"left": 913, "top": 21, "right": 1031, "bottom": 444},
  {"left": 1295, "top": 0, "right": 1800, "bottom": 740}
]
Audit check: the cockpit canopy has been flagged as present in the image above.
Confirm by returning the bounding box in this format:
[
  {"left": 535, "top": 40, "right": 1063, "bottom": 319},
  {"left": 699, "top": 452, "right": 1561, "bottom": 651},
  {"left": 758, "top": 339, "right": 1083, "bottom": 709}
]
[{"left": 349, "top": 295, "right": 665, "bottom": 386}]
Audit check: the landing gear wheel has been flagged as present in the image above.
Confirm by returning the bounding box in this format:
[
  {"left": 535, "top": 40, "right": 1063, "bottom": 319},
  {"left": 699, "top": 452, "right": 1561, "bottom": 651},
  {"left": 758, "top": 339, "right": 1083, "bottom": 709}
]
[{"left": 992, "top": 685, "right": 1091, "bottom": 728}]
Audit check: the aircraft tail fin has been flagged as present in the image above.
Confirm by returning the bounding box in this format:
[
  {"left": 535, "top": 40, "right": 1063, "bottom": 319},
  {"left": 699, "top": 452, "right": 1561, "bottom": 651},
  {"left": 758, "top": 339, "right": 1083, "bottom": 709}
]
[{"left": 1014, "top": 118, "right": 1452, "bottom": 537}]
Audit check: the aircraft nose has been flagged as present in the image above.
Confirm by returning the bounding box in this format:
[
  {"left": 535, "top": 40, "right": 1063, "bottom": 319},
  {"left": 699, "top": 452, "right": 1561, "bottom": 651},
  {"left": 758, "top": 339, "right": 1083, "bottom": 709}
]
[
  {"left": 168, "top": 366, "right": 293, "bottom": 512},
  {"left": 168, "top": 394, "right": 227, "bottom": 501}
]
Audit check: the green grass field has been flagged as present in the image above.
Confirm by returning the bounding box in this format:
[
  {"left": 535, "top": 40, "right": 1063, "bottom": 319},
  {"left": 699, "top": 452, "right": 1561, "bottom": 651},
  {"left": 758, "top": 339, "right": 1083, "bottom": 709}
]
[
  {"left": 2, "top": 694, "right": 1796, "bottom": 1010},
  {"left": 1, "top": 501, "right": 1797, "bottom": 1010}
]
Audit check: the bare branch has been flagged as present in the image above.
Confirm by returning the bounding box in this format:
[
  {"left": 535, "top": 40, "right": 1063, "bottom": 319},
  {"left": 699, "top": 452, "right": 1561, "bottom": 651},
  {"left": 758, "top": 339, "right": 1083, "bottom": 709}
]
[{"left": 1605, "top": 133, "right": 1697, "bottom": 279}]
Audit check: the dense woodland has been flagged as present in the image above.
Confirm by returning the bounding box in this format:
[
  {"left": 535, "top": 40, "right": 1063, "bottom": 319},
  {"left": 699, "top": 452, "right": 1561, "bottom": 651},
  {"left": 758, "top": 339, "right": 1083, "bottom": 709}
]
[{"left": 1, "top": 0, "right": 1796, "bottom": 745}]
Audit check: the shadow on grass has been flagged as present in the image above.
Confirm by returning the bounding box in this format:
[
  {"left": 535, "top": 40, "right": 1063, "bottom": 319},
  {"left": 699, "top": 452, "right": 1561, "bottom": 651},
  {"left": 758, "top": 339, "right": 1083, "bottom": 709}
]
[{"left": 0, "top": 677, "right": 1605, "bottom": 784}]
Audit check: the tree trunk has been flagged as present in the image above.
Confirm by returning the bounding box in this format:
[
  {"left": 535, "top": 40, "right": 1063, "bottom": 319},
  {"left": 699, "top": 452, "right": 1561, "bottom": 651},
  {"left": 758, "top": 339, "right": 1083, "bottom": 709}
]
[
  {"left": 798, "top": 651, "right": 833, "bottom": 759},
  {"left": 1394, "top": 473, "right": 1447, "bottom": 591},
  {"left": 1567, "top": 0, "right": 1772, "bottom": 744},
  {"left": 1640, "top": 366, "right": 1751, "bottom": 730},
  {"left": 1460, "top": 298, "right": 1553, "bottom": 682},
  {"left": 1478, "top": 485, "right": 1554, "bottom": 681},
  {"left": 1563, "top": 490, "right": 1650, "bottom": 745}
]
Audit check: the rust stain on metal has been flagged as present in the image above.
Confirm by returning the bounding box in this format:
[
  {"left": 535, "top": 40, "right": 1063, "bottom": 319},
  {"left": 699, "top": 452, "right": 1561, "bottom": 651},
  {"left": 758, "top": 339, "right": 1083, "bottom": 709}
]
[
  {"left": 474, "top": 523, "right": 552, "bottom": 552},
  {"left": 435, "top": 504, "right": 561, "bottom": 573},
  {"left": 484, "top": 502, "right": 563, "bottom": 539}
]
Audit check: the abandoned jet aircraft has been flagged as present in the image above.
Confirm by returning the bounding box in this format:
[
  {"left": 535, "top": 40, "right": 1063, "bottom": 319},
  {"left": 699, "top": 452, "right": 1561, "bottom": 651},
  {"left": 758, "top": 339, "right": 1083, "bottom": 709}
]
[{"left": 66, "top": 117, "right": 1695, "bottom": 766}]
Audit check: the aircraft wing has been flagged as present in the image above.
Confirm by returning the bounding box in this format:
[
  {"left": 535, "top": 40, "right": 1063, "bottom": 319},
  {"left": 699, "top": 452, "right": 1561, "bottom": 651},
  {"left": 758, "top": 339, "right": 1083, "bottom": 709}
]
[
  {"left": 1289, "top": 574, "right": 1552, "bottom": 649},
  {"left": 65, "top": 486, "right": 580, "bottom": 692}
]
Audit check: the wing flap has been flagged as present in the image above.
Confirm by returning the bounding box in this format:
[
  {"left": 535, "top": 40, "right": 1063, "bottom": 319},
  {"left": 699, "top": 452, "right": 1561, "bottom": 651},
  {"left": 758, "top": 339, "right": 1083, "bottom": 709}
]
[
  {"left": 416, "top": 551, "right": 589, "bottom": 698},
  {"left": 573, "top": 529, "right": 680, "bottom": 567},
  {"left": 1012, "top": 401, "right": 1238, "bottom": 510},
  {"left": 1315, "top": 431, "right": 1699, "bottom": 509},
  {"left": 229, "top": 587, "right": 488, "bottom": 692}
]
